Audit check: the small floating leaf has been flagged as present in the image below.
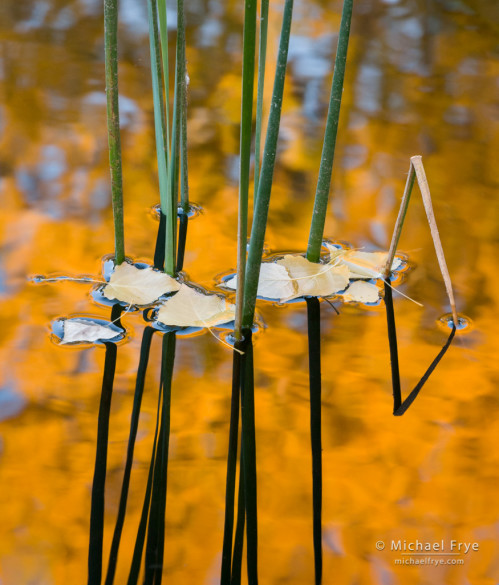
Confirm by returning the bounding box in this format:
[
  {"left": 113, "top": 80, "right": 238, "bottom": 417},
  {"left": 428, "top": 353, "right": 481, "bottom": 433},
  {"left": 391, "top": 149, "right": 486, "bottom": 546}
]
[
  {"left": 326, "top": 244, "right": 402, "bottom": 279},
  {"left": 156, "top": 284, "right": 235, "bottom": 328},
  {"left": 56, "top": 318, "right": 124, "bottom": 345},
  {"left": 225, "top": 262, "right": 296, "bottom": 300},
  {"left": 340, "top": 280, "right": 381, "bottom": 304},
  {"left": 277, "top": 255, "right": 350, "bottom": 299},
  {"left": 103, "top": 262, "right": 180, "bottom": 306}
]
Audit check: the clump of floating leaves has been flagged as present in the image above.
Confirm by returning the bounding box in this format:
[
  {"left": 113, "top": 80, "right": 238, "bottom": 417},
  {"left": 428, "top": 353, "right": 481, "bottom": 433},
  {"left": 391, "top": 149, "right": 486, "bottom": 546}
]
[
  {"left": 39, "top": 240, "right": 410, "bottom": 348},
  {"left": 223, "top": 244, "right": 405, "bottom": 305},
  {"left": 39, "top": 258, "right": 237, "bottom": 346}
]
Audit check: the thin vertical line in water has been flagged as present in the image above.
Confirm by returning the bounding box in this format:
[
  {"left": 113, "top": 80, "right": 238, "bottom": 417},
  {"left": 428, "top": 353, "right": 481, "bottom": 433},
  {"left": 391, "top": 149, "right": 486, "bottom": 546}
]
[
  {"left": 176, "top": 211, "right": 188, "bottom": 273},
  {"left": 105, "top": 327, "right": 156, "bottom": 585},
  {"left": 240, "top": 330, "right": 258, "bottom": 585},
  {"left": 231, "top": 449, "right": 246, "bottom": 585},
  {"left": 383, "top": 280, "right": 402, "bottom": 413},
  {"left": 221, "top": 345, "right": 243, "bottom": 585},
  {"left": 306, "top": 297, "right": 323, "bottom": 585},
  {"left": 144, "top": 332, "right": 176, "bottom": 585},
  {"left": 127, "top": 370, "right": 164, "bottom": 585},
  {"left": 88, "top": 341, "right": 118, "bottom": 585},
  {"left": 154, "top": 212, "right": 167, "bottom": 271}
]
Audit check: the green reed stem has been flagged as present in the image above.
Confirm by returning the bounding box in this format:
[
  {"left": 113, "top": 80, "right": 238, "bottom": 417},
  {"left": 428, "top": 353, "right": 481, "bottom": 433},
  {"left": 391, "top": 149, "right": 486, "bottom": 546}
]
[
  {"left": 179, "top": 3, "right": 189, "bottom": 213},
  {"left": 234, "top": 0, "right": 258, "bottom": 341},
  {"left": 242, "top": 0, "right": 294, "bottom": 331},
  {"left": 253, "top": 0, "right": 269, "bottom": 206},
  {"left": 167, "top": 60, "right": 180, "bottom": 274},
  {"left": 147, "top": 0, "right": 174, "bottom": 275},
  {"left": 306, "top": 0, "right": 353, "bottom": 263},
  {"left": 157, "top": 0, "right": 171, "bottom": 160},
  {"left": 180, "top": 92, "right": 189, "bottom": 212},
  {"left": 104, "top": 0, "right": 125, "bottom": 265},
  {"left": 147, "top": 0, "right": 168, "bottom": 210},
  {"left": 177, "top": 0, "right": 189, "bottom": 213}
]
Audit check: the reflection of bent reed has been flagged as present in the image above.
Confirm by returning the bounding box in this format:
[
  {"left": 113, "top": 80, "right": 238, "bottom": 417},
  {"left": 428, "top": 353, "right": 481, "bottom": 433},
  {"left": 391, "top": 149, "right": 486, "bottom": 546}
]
[{"left": 384, "top": 281, "right": 456, "bottom": 417}]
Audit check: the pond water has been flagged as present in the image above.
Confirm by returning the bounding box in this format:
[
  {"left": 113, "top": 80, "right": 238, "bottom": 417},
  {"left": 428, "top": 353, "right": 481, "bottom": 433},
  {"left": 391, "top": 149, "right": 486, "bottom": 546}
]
[{"left": 1, "top": 0, "right": 499, "bottom": 583}]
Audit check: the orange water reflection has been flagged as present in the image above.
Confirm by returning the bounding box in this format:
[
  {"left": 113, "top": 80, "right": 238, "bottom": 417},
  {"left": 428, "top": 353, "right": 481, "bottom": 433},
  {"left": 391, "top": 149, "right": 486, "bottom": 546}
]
[{"left": 1, "top": 0, "right": 498, "bottom": 584}]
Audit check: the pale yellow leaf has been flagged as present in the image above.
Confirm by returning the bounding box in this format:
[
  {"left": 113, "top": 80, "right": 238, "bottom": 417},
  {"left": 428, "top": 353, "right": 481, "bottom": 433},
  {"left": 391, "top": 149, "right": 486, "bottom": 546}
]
[
  {"left": 276, "top": 255, "right": 350, "bottom": 299},
  {"left": 340, "top": 281, "right": 381, "bottom": 304},
  {"left": 103, "top": 262, "right": 180, "bottom": 306},
  {"left": 60, "top": 319, "right": 121, "bottom": 344},
  {"left": 157, "top": 284, "right": 235, "bottom": 328},
  {"left": 224, "top": 262, "right": 297, "bottom": 300},
  {"left": 325, "top": 244, "right": 401, "bottom": 279}
]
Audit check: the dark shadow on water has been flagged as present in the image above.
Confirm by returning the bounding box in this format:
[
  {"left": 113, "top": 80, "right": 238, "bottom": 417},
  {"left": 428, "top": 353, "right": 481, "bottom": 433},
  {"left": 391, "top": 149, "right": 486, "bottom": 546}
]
[
  {"left": 306, "top": 297, "right": 322, "bottom": 585},
  {"left": 153, "top": 208, "right": 190, "bottom": 273},
  {"left": 104, "top": 326, "right": 157, "bottom": 585},
  {"left": 88, "top": 304, "right": 124, "bottom": 585},
  {"left": 220, "top": 331, "right": 258, "bottom": 585}
]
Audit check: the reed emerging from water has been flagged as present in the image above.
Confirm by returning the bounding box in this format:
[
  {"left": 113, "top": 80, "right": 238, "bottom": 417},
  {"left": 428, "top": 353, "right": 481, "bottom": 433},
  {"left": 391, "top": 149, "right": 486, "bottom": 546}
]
[
  {"left": 92, "top": 1, "right": 461, "bottom": 584},
  {"left": 104, "top": 0, "right": 125, "bottom": 265}
]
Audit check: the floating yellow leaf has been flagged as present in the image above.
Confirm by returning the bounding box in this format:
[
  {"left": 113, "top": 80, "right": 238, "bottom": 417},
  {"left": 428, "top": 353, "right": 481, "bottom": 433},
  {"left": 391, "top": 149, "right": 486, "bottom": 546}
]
[
  {"left": 225, "top": 257, "right": 350, "bottom": 301},
  {"left": 59, "top": 318, "right": 122, "bottom": 344},
  {"left": 340, "top": 280, "right": 381, "bottom": 304},
  {"left": 156, "top": 284, "right": 235, "bottom": 328},
  {"left": 103, "top": 262, "right": 180, "bottom": 306},
  {"left": 277, "top": 255, "right": 350, "bottom": 299},
  {"left": 224, "top": 262, "right": 297, "bottom": 300},
  {"left": 326, "top": 244, "right": 402, "bottom": 279}
]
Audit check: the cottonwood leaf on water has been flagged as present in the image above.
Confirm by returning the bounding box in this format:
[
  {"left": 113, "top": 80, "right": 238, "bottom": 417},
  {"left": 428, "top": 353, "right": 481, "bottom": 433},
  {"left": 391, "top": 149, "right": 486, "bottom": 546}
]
[
  {"left": 340, "top": 280, "right": 381, "bottom": 304},
  {"left": 225, "top": 262, "right": 297, "bottom": 300},
  {"left": 157, "top": 284, "right": 235, "bottom": 328},
  {"left": 60, "top": 319, "right": 122, "bottom": 345},
  {"left": 225, "top": 257, "right": 349, "bottom": 301},
  {"left": 103, "top": 262, "right": 180, "bottom": 306},
  {"left": 326, "top": 244, "right": 402, "bottom": 279},
  {"left": 276, "top": 255, "right": 350, "bottom": 299}
]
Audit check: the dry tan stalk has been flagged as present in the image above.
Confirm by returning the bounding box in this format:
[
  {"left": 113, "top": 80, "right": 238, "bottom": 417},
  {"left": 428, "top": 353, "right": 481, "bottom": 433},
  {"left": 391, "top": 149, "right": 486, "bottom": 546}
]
[{"left": 383, "top": 156, "right": 458, "bottom": 326}]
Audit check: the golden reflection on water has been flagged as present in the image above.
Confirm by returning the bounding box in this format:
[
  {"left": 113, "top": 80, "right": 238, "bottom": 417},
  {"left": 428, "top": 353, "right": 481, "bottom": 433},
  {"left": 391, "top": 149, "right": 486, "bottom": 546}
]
[{"left": 1, "top": 0, "right": 499, "bottom": 583}]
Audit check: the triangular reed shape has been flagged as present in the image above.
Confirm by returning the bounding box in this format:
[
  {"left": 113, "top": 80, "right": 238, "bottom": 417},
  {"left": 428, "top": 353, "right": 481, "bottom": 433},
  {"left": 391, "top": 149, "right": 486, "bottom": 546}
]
[{"left": 383, "top": 156, "right": 458, "bottom": 415}]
